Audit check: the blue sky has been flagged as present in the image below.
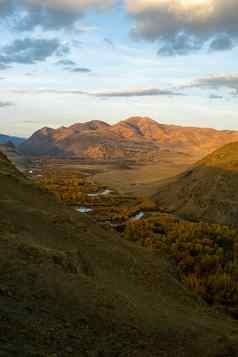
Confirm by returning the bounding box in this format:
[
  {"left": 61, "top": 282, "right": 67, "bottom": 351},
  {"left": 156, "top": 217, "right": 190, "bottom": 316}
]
[{"left": 0, "top": 0, "right": 238, "bottom": 137}]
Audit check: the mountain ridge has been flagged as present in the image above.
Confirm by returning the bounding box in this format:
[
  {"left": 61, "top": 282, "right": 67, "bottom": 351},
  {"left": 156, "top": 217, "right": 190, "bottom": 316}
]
[
  {"left": 0, "top": 133, "right": 25, "bottom": 146},
  {"left": 20, "top": 117, "right": 238, "bottom": 161}
]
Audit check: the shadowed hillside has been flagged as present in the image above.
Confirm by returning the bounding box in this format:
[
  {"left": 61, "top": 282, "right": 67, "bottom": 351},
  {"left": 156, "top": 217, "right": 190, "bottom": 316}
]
[
  {"left": 156, "top": 141, "right": 238, "bottom": 225},
  {"left": 1, "top": 152, "right": 238, "bottom": 356},
  {"left": 0, "top": 141, "right": 30, "bottom": 172},
  {"left": 20, "top": 117, "right": 238, "bottom": 161}
]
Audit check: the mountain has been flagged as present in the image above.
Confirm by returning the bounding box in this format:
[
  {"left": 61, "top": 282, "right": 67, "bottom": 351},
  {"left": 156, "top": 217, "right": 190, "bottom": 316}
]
[
  {"left": 156, "top": 141, "right": 238, "bottom": 225},
  {"left": 1, "top": 152, "right": 238, "bottom": 355},
  {"left": 20, "top": 117, "right": 238, "bottom": 161},
  {"left": 0, "top": 133, "right": 25, "bottom": 146},
  {"left": 20, "top": 119, "right": 161, "bottom": 161},
  {"left": 0, "top": 141, "right": 31, "bottom": 172}
]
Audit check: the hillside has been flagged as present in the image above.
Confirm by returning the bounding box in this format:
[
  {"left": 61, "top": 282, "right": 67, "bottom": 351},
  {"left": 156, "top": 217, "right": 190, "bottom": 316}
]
[
  {"left": 1, "top": 152, "right": 238, "bottom": 355},
  {"left": 156, "top": 141, "right": 238, "bottom": 225},
  {"left": 0, "top": 141, "right": 31, "bottom": 172},
  {"left": 0, "top": 133, "right": 25, "bottom": 146},
  {"left": 20, "top": 117, "right": 238, "bottom": 161}
]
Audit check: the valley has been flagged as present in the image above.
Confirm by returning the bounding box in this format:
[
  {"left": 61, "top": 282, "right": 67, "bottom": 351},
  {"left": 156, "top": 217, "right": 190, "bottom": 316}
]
[
  {"left": 2, "top": 118, "right": 238, "bottom": 356},
  {"left": 2, "top": 149, "right": 238, "bottom": 356},
  {"left": 2, "top": 1, "right": 238, "bottom": 354},
  {"left": 26, "top": 152, "right": 238, "bottom": 321}
]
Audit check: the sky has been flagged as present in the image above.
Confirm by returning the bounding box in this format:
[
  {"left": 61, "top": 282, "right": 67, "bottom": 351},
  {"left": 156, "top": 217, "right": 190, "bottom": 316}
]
[{"left": 0, "top": 0, "right": 238, "bottom": 137}]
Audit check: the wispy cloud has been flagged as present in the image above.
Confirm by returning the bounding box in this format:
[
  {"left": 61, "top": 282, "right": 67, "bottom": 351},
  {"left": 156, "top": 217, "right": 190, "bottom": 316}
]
[
  {"left": 69, "top": 67, "right": 91, "bottom": 73},
  {"left": 55, "top": 59, "right": 91, "bottom": 73},
  {"left": 6, "top": 87, "right": 182, "bottom": 98},
  {"left": 94, "top": 88, "right": 183, "bottom": 98},
  {"left": 184, "top": 75, "right": 238, "bottom": 94}
]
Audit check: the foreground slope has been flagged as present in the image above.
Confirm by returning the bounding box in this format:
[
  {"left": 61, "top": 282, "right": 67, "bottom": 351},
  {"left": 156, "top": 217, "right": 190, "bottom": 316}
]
[
  {"left": 156, "top": 141, "right": 238, "bottom": 225},
  {"left": 20, "top": 117, "right": 238, "bottom": 161},
  {"left": 0, "top": 153, "right": 238, "bottom": 356}
]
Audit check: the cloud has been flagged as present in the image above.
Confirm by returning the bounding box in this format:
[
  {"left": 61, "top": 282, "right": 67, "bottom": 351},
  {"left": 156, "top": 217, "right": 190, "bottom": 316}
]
[
  {"left": 0, "top": 101, "right": 14, "bottom": 108},
  {"left": 125, "top": 0, "right": 238, "bottom": 55},
  {"left": 158, "top": 33, "right": 203, "bottom": 56},
  {"left": 10, "top": 89, "right": 88, "bottom": 95},
  {"left": 0, "top": 38, "right": 68, "bottom": 65},
  {"left": 209, "top": 94, "right": 223, "bottom": 99},
  {"left": 69, "top": 67, "right": 91, "bottom": 73},
  {"left": 104, "top": 38, "right": 115, "bottom": 48},
  {"left": 0, "top": 63, "right": 9, "bottom": 70},
  {"left": 94, "top": 88, "right": 183, "bottom": 97},
  {"left": 7, "top": 87, "right": 182, "bottom": 97},
  {"left": 0, "top": 0, "right": 114, "bottom": 30},
  {"left": 55, "top": 58, "right": 91, "bottom": 73},
  {"left": 181, "top": 74, "right": 238, "bottom": 97},
  {"left": 25, "top": 0, "right": 113, "bottom": 12},
  {"left": 209, "top": 35, "right": 234, "bottom": 51},
  {"left": 187, "top": 75, "right": 238, "bottom": 92},
  {"left": 56, "top": 59, "right": 76, "bottom": 66}
]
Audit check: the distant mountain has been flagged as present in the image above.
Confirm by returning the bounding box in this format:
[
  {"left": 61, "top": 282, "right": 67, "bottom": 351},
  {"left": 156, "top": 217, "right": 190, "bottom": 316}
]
[
  {"left": 0, "top": 141, "right": 31, "bottom": 172},
  {"left": 156, "top": 141, "right": 238, "bottom": 225},
  {"left": 0, "top": 133, "right": 25, "bottom": 146},
  {"left": 20, "top": 118, "right": 161, "bottom": 161},
  {"left": 1, "top": 150, "right": 238, "bottom": 356},
  {"left": 20, "top": 117, "right": 238, "bottom": 161}
]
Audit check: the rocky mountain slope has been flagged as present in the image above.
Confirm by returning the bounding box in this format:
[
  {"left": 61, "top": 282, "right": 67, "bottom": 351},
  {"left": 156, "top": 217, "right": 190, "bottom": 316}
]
[
  {"left": 1, "top": 152, "right": 238, "bottom": 356},
  {"left": 20, "top": 117, "right": 238, "bottom": 161},
  {"left": 0, "top": 141, "right": 31, "bottom": 172},
  {"left": 20, "top": 119, "right": 161, "bottom": 161},
  {"left": 156, "top": 141, "right": 238, "bottom": 225}
]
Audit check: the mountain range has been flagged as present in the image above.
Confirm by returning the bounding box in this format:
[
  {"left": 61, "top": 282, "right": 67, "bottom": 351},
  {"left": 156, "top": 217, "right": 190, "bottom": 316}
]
[
  {"left": 20, "top": 117, "right": 238, "bottom": 161},
  {"left": 0, "top": 133, "right": 25, "bottom": 146},
  {"left": 157, "top": 141, "right": 238, "bottom": 225},
  {"left": 0, "top": 150, "right": 238, "bottom": 356}
]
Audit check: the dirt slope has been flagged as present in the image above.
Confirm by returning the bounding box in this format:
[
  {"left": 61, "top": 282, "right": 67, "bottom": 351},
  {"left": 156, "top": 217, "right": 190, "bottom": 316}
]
[
  {"left": 20, "top": 117, "right": 238, "bottom": 161},
  {"left": 0, "top": 152, "right": 238, "bottom": 356},
  {"left": 156, "top": 141, "right": 238, "bottom": 225}
]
